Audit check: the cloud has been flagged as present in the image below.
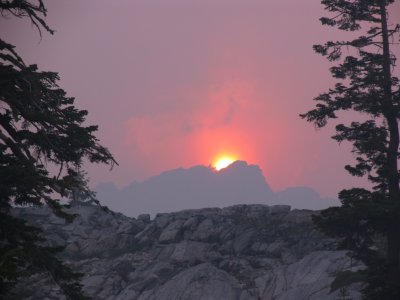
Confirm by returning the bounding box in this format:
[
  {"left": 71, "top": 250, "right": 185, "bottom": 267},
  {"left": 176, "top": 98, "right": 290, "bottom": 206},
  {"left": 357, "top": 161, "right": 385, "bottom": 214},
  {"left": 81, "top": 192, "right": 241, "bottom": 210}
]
[
  {"left": 123, "top": 78, "right": 253, "bottom": 154},
  {"left": 222, "top": 97, "right": 239, "bottom": 125},
  {"left": 6, "top": 0, "right": 387, "bottom": 196}
]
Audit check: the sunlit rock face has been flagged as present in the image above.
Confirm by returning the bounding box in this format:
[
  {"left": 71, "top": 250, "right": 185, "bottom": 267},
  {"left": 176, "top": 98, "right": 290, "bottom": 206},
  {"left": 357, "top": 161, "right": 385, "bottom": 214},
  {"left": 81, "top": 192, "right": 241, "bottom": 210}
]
[{"left": 12, "top": 203, "right": 362, "bottom": 300}]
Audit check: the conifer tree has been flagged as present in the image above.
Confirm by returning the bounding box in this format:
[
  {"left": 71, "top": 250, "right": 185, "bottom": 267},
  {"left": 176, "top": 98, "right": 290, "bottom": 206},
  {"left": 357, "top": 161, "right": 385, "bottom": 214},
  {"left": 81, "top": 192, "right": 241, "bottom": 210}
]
[
  {"left": 301, "top": 0, "right": 400, "bottom": 298},
  {"left": 0, "top": 1, "right": 116, "bottom": 298}
]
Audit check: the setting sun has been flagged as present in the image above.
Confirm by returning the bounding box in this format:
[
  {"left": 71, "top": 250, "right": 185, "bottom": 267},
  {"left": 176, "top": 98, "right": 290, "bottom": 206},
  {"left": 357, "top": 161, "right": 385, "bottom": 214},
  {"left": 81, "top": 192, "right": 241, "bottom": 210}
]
[{"left": 214, "top": 156, "right": 236, "bottom": 171}]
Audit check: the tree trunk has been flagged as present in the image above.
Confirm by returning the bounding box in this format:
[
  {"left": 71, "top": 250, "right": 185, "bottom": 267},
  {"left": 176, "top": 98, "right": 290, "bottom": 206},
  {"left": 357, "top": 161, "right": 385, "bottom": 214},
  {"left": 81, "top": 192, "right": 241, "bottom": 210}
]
[{"left": 380, "top": 2, "right": 400, "bottom": 270}]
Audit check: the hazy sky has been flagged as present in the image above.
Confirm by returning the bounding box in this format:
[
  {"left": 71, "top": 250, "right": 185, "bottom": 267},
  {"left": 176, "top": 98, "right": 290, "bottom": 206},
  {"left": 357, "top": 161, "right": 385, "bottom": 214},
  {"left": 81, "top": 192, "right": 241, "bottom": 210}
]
[{"left": 2, "top": 0, "right": 399, "bottom": 197}]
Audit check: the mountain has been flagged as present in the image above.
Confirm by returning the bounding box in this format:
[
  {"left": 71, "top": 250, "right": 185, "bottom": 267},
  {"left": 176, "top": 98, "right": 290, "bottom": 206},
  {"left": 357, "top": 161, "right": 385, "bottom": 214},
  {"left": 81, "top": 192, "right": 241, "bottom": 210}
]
[
  {"left": 95, "top": 161, "right": 338, "bottom": 217},
  {"left": 275, "top": 186, "right": 339, "bottom": 210},
  {"left": 95, "top": 161, "right": 339, "bottom": 217},
  {"left": 11, "top": 202, "right": 363, "bottom": 299},
  {"left": 96, "top": 161, "right": 274, "bottom": 217}
]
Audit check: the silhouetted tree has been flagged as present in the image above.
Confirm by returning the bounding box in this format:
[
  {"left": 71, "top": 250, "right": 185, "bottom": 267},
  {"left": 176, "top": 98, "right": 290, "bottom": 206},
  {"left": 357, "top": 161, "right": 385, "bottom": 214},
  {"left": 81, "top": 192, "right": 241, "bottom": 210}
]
[
  {"left": 301, "top": 0, "right": 400, "bottom": 298},
  {"left": 0, "top": 1, "right": 116, "bottom": 298}
]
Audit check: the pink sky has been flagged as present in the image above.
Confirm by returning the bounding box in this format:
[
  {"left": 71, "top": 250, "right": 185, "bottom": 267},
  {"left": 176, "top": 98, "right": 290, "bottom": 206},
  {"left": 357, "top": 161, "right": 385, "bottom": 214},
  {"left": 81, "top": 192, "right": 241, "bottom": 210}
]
[{"left": 2, "top": 0, "right": 399, "bottom": 197}]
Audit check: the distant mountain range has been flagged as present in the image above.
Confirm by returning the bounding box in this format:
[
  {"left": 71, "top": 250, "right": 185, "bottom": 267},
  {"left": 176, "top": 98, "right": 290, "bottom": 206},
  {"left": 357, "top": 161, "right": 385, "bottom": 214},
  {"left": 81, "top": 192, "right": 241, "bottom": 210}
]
[{"left": 95, "top": 161, "right": 339, "bottom": 217}]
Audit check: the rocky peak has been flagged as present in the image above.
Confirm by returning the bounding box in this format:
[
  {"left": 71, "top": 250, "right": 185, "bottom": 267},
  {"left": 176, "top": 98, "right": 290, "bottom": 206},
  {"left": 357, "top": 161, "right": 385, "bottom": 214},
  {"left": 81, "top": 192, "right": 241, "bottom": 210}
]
[
  {"left": 95, "top": 161, "right": 275, "bottom": 217},
  {"left": 11, "top": 203, "right": 363, "bottom": 300}
]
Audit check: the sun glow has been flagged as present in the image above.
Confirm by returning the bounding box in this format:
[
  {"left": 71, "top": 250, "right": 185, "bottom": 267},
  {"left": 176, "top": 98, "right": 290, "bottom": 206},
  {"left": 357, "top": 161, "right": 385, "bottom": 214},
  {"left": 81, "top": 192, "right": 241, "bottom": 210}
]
[{"left": 214, "top": 155, "right": 236, "bottom": 171}]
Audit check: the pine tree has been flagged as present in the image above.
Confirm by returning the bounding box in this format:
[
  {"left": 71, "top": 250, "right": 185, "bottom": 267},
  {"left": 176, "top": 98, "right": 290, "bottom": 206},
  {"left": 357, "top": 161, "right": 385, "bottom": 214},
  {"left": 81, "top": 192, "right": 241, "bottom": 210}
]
[
  {"left": 301, "top": 0, "right": 400, "bottom": 298},
  {"left": 0, "top": 1, "right": 116, "bottom": 298}
]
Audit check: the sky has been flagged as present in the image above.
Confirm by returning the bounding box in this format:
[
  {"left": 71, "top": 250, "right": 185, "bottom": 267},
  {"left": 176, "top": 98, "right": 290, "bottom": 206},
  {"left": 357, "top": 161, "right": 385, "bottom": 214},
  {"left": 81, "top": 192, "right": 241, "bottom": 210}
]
[{"left": 1, "top": 0, "right": 399, "bottom": 198}]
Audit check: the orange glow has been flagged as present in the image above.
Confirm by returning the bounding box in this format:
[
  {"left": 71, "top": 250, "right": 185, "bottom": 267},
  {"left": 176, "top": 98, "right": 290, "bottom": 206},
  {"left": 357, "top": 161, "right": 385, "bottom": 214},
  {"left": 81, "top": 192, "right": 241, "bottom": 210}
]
[{"left": 213, "top": 155, "right": 236, "bottom": 171}]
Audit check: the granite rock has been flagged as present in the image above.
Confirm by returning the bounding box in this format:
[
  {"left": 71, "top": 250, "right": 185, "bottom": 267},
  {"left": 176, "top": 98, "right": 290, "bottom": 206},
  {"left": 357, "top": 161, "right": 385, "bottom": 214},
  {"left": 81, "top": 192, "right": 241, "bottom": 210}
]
[{"left": 11, "top": 203, "right": 363, "bottom": 300}]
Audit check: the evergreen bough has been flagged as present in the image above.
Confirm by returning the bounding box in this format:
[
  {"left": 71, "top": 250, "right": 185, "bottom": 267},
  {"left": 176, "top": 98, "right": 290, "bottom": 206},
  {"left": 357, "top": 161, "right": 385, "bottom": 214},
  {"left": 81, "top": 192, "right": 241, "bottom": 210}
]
[
  {"left": 301, "top": 0, "right": 400, "bottom": 298},
  {"left": 0, "top": 1, "right": 116, "bottom": 298}
]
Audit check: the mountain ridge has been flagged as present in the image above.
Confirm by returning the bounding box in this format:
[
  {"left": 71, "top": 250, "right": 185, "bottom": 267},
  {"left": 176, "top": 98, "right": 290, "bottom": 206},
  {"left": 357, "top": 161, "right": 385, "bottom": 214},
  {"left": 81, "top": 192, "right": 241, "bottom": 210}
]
[{"left": 95, "top": 161, "right": 338, "bottom": 217}]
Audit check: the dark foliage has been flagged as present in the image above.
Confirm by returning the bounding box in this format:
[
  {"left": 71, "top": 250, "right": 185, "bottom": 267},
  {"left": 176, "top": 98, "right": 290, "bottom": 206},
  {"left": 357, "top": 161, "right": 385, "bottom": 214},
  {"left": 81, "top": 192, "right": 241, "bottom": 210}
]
[
  {"left": 301, "top": 0, "right": 400, "bottom": 298},
  {"left": 0, "top": 1, "right": 116, "bottom": 298}
]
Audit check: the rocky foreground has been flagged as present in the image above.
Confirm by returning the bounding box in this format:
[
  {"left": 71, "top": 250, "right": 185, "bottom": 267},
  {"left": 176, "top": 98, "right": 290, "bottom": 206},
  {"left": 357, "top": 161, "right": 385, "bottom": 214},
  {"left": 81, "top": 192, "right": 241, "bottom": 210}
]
[{"left": 11, "top": 203, "right": 363, "bottom": 299}]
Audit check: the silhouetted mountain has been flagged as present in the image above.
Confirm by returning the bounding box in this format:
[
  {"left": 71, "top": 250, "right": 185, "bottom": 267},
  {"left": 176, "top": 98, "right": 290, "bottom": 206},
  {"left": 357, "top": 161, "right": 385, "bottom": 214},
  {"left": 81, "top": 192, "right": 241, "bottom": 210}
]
[
  {"left": 95, "top": 161, "right": 338, "bottom": 217},
  {"left": 275, "top": 186, "right": 339, "bottom": 210}
]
